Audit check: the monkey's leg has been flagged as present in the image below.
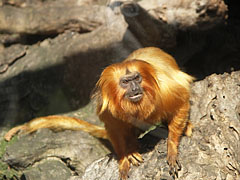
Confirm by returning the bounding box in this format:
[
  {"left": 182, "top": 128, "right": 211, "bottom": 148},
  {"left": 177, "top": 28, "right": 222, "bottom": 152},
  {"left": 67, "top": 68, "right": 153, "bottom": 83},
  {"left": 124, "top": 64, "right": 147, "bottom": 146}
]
[
  {"left": 103, "top": 118, "right": 143, "bottom": 180},
  {"left": 167, "top": 103, "right": 190, "bottom": 178}
]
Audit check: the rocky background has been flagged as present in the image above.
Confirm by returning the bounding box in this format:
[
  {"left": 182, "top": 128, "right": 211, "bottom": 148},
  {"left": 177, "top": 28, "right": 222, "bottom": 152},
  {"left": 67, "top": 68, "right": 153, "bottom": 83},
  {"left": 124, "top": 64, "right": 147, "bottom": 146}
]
[{"left": 0, "top": 0, "right": 239, "bottom": 179}]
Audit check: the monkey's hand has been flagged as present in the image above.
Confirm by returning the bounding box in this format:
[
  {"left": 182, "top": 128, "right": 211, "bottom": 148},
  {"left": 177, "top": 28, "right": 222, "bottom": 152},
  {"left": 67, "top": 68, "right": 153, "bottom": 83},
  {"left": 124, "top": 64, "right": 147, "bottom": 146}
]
[
  {"left": 119, "top": 152, "right": 143, "bottom": 180},
  {"left": 167, "top": 152, "right": 181, "bottom": 179}
]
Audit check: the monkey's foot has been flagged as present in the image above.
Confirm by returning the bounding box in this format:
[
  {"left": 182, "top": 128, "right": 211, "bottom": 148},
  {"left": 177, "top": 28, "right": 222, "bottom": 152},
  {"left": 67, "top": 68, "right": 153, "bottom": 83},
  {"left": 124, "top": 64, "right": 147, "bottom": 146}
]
[
  {"left": 4, "top": 125, "right": 26, "bottom": 141},
  {"left": 167, "top": 155, "right": 181, "bottom": 179},
  {"left": 119, "top": 152, "right": 143, "bottom": 180},
  {"left": 127, "top": 152, "right": 143, "bottom": 166}
]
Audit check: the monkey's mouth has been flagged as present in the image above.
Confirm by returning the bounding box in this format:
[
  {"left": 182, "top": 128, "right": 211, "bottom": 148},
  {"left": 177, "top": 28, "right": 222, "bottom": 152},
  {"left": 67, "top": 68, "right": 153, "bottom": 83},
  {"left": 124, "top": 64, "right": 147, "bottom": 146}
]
[{"left": 128, "top": 93, "right": 143, "bottom": 102}]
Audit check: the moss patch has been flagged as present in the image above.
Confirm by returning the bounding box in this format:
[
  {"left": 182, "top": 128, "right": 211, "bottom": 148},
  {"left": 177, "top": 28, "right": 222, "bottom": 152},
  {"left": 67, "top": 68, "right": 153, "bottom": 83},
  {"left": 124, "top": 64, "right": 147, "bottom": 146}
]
[{"left": 0, "top": 138, "right": 20, "bottom": 180}]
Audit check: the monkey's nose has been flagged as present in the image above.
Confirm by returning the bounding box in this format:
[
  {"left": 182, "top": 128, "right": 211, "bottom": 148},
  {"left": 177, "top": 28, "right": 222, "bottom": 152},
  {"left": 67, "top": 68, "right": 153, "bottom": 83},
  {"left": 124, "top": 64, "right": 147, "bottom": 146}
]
[{"left": 130, "top": 81, "right": 140, "bottom": 91}]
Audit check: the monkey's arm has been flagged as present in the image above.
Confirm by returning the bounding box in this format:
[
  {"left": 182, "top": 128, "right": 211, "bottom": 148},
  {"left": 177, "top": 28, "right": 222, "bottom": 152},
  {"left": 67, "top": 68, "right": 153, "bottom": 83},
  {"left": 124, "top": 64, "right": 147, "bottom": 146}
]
[
  {"left": 166, "top": 101, "right": 192, "bottom": 178},
  {"left": 99, "top": 112, "right": 143, "bottom": 180},
  {"left": 4, "top": 115, "right": 107, "bottom": 141}
]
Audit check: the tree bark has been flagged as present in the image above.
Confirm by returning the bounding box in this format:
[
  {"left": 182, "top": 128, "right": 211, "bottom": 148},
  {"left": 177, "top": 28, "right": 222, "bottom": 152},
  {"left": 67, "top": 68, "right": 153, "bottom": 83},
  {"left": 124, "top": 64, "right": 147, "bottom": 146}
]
[
  {"left": 139, "top": 0, "right": 228, "bottom": 30},
  {"left": 0, "top": 5, "right": 107, "bottom": 34}
]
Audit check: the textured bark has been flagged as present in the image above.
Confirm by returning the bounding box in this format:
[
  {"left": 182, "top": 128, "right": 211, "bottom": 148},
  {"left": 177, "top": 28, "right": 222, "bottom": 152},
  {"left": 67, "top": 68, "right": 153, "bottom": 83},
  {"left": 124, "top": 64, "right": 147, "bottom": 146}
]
[
  {"left": 0, "top": 5, "right": 106, "bottom": 34},
  {"left": 139, "top": 0, "right": 228, "bottom": 30},
  {"left": 3, "top": 128, "right": 110, "bottom": 177},
  {"left": 0, "top": 0, "right": 227, "bottom": 34},
  {"left": 0, "top": 44, "right": 27, "bottom": 73}
]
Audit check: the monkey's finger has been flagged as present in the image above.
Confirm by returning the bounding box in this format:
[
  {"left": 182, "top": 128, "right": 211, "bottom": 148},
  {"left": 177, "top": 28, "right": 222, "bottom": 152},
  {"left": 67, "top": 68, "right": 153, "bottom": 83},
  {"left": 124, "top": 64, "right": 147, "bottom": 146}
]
[
  {"left": 169, "top": 166, "right": 177, "bottom": 179},
  {"left": 169, "top": 162, "right": 181, "bottom": 179},
  {"left": 176, "top": 160, "right": 182, "bottom": 170},
  {"left": 132, "top": 152, "right": 143, "bottom": 162},
  {"left": 128, "top": 152, "right": 143, "bottom": 166},
  {"left": 119, "top": 173, "right": 128, "bottom": 180},
  {"left": 119, "top": 157, "right": 131, "bottom": 180},
  {"left": 128, "top": 155, "right": 140, "bottom": 166}
]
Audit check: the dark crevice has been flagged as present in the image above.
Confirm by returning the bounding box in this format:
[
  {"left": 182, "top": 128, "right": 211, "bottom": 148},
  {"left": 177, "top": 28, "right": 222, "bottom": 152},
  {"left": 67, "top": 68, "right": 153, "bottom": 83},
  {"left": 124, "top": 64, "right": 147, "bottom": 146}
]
[
  {"left": 60, "top": 157, "right": 79, "bottom": 176},
  {"left": 4, "top": 33, "right": 59, "bottom": 47}
]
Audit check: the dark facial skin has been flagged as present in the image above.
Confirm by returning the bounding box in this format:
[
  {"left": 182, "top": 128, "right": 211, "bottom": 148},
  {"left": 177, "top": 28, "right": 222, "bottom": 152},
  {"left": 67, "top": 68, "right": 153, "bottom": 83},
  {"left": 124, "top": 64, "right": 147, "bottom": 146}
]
[{"left": 119, "top": 71, "right": 143, "bottom": 102}]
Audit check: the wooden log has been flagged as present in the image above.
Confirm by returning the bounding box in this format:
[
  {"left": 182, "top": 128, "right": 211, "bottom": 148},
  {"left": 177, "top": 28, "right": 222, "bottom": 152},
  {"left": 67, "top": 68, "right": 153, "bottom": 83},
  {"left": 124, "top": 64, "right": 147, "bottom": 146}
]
[{"left": 0, "top": 5, "right": 107, "bottom": 34}]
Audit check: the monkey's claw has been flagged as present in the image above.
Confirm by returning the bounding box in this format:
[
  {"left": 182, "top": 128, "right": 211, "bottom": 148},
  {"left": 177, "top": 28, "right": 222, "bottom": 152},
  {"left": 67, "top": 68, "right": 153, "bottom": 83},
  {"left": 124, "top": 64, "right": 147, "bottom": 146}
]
[{"left": 168, "top": 160, "right": 181, "bottom": 179}]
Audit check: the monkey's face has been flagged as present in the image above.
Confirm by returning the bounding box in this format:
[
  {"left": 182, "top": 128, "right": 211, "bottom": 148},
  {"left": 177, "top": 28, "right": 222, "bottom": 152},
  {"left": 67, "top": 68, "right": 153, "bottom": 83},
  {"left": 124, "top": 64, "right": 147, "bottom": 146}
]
[
  {"left": 96, "top": 60, "right": 161, "bottom": 121},
  {"left": 119, "top": 71, "right": 143, "bottom": 103}
]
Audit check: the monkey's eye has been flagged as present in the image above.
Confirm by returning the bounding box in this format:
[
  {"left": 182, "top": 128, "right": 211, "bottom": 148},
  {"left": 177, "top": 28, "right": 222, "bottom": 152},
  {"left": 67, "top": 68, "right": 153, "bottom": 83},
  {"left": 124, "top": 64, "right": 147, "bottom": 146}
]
[
  {"left": 120, "top": 79, "right": 129, "bottom": 88},
  {"left": 122, "top": 79, "right": 129, "bottom": 84},
  {"left": 134, "top": 74, "right": 142, "bottom": 83}
]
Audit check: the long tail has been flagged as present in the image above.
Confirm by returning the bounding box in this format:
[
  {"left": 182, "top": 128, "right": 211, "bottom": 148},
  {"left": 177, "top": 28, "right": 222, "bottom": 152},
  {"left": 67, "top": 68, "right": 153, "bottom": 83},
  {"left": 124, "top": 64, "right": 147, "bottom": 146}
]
[{"left": 4, "top": 115, "right": 107, "bottom": 141}]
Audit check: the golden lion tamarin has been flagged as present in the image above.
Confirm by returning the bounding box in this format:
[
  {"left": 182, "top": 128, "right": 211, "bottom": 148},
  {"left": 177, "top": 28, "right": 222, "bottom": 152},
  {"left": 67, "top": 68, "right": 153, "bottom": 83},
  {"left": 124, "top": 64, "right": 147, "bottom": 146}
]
[{"left": 5, "top": 47, "right": 194, "bottom": 179}]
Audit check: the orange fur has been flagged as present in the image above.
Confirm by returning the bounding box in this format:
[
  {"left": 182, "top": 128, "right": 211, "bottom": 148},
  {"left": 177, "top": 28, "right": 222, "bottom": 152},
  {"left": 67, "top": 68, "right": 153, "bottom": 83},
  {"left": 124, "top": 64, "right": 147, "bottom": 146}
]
[
  {"left": 94, "top": 47, "right": 194, "bottom": 178},
  {"left": 5, "top": 47, "right": 194, "bottom": 179}
]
